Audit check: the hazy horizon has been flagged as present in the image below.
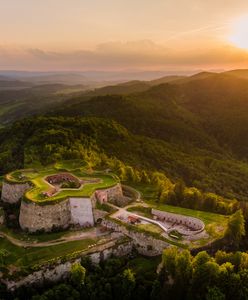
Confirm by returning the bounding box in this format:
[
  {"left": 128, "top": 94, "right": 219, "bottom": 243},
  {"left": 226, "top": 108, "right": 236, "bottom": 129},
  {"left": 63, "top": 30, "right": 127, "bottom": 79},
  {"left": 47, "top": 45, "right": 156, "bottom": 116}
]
[{"left": 1, "top": 0, "right": 248, "bottom": 71}]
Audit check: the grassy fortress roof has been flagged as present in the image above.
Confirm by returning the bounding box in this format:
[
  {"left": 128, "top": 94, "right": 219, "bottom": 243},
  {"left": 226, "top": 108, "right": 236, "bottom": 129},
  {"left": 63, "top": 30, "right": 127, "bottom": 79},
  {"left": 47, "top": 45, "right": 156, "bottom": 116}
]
[{"left": 4, "top": 161, "right": 119, "bottom": 205}]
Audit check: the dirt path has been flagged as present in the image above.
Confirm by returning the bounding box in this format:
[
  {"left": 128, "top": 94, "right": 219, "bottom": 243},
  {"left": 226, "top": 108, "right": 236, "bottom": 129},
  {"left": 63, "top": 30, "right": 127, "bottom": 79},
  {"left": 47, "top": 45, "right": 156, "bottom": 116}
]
[{"left": 0, "top": 227, "right": 109, "bottom": 248}]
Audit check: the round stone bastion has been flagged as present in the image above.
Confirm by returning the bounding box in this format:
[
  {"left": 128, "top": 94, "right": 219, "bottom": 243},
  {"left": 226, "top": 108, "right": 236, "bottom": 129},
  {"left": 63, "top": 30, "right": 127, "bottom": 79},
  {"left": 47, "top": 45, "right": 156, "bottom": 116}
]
[{"left": 1, "top": 169, "right": 123, "bottom": 232}]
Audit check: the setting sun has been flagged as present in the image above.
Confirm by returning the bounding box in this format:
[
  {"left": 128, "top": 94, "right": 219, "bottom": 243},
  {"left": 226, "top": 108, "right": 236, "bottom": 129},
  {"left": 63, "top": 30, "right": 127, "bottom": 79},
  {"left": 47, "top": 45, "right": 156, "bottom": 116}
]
[{"left": 229, "top": 16, "right": 248, "bottom": 50}]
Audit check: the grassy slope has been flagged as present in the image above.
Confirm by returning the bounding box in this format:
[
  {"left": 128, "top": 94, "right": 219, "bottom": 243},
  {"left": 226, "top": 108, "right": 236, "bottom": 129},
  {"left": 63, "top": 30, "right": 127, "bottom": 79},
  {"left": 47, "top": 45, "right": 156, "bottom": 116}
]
[
  {"left": 127, "top": 180, "right": 229, "bottom": 240},
  {"left": 0, "top": 237, "right": 97, "bottom": 271},
  {"left": 0, "top": 226, "right": 67, "bottom": 243},
  {"left": 152, "top": 203, "right": 228, "bottom": 226}
]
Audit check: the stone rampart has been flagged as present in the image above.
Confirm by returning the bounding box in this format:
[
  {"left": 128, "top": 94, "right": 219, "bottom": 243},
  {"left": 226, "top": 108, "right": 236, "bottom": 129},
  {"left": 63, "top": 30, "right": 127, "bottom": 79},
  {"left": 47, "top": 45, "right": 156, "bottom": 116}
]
[
  {"left": 3, "top": 236, "right": 133, "bottom": 291},
  {"left": 151, "top": 209, "right": 205, "bottom": 235},
  {"left": 102, "top": 219, "right": 170, "bottom": 256},
  {"left": 91, "top": 183, "right": 123, "bottom": 207},
  {"left": 19, "top": 200, "right": 71, "bottom": 232},
  {"left": 19, "top": 184, "right": 123, "bottom": 232},
  {"left": 69, "top": 197, "right": 94, "bottom": 227},
  {"left": 1, "top": 181, "right": 30, "bottom": 204},
  {"left": 100, "top": 183, "right": 123, "bottom": 202}
]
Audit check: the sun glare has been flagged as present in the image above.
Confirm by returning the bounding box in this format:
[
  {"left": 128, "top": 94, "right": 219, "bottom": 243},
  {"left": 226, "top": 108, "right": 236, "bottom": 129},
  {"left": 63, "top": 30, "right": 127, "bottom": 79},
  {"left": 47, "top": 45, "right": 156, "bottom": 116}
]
[{"left": 229, "top": 16, "right": 248, "bottom": 50}]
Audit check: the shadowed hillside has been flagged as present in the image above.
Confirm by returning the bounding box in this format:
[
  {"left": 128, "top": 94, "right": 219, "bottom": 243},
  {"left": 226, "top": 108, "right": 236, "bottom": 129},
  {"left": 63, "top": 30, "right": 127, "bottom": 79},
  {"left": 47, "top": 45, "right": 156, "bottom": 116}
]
[
  {"left": 1, "top": 116, "right": 248, "bottom": 201},
  {"left": 2, "top": 72, "right": 248, "bottom": 200},
  {"left": 51, "top": 73, "right": 248, "bottom": 158}
]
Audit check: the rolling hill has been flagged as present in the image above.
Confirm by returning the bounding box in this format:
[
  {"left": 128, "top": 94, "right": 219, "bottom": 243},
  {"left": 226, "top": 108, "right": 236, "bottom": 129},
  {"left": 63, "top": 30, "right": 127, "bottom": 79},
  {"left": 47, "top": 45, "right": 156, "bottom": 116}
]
[{"left": 2, "top": 71, "right": 248, "bottom": 201}]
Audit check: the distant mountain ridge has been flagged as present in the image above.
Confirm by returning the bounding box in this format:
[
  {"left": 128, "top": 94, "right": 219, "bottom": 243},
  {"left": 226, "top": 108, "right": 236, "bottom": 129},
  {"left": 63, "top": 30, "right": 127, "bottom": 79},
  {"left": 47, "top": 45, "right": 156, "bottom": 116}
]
[{"left": 50, "top": 71, "right": 248, "bottom": 160}]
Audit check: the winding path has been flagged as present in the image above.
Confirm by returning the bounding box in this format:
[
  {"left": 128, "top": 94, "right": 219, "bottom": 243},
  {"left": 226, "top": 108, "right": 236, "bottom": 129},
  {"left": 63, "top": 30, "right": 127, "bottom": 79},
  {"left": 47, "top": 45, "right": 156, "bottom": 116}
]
[
  {"left": 0, "top": 227, "right": 110, "bottom": 248},
  {"left": 108, "top": 203, "right": 169, "bottom": 233}
]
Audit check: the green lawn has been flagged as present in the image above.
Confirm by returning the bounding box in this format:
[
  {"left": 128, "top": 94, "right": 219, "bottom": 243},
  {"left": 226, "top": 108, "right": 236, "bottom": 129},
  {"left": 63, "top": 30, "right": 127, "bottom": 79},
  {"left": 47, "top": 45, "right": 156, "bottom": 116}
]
[
  {"left": 126, "top": 181, "right": 229, "bottom": 236},
  {"left": 123, "top": 181, "right": 158, "bottom": 200},
  {"left": 152, "top": 203, "right": 229, "bottom": 226},
  {"left": 0, "top": 236, "right": 97, "bottom": 270},
  {"left": 128, "top": 202, "right": 229, "bottom": 243},
  {"left": 54, "top": 160, "right": 86, "bottom": 171},
  {"left": 137, "top": 223, "right": 163, "bottom": 234},
  {"left": 6, "top": 162, "right": 118, "bottom": 204},
  {"left": 127, "top": 206, "right": 152, "bottom": 218}
]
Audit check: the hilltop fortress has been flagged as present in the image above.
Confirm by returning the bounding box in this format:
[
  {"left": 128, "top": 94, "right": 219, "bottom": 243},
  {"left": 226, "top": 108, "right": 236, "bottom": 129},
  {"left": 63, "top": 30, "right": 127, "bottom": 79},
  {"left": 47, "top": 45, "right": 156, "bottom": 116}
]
[{"left": 1, "top": 168, "right": 123, "bottom": 232}]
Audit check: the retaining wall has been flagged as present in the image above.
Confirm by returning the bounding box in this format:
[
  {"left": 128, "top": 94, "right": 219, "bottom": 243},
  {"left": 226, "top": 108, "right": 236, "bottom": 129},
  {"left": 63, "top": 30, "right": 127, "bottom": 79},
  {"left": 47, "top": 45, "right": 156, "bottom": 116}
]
[
  {"left": 69, "top": 197, "right": 94, "bottom": 227},
  {"left": 151, "top": 209, "right": 205, "bottom": 235},
  {"left": 102, "top": 219, "right": 170, "bottom": 256},
  {"left": 19, "top": 200, "right": 71, "bottom": 232},
  {"left": 3, "top": 236, "right": 133, "bottom": 291},
  {"left": 91, "top": 183, "right": 123, "bottom": 208}
]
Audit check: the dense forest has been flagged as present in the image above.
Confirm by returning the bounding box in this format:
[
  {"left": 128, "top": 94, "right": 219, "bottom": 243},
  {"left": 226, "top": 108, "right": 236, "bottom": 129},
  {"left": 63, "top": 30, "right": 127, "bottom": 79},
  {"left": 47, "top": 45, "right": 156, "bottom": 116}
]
[{"left": 2, "top": 247, "right": 248, "bottom": 300}]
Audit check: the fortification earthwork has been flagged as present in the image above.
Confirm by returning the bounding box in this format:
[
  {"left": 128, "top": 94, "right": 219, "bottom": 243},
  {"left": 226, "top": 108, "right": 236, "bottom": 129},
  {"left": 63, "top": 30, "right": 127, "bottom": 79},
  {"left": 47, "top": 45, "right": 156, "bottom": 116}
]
[{"left": 0, "top": 162, "right": 223, "bottom": 290}]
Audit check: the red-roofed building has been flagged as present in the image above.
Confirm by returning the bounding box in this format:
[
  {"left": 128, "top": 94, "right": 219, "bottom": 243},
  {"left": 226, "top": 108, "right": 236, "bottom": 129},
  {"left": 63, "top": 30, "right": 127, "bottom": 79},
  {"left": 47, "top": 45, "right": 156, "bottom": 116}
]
[{"left": 128, "top": 215, "right": 140, "bottom": 224}]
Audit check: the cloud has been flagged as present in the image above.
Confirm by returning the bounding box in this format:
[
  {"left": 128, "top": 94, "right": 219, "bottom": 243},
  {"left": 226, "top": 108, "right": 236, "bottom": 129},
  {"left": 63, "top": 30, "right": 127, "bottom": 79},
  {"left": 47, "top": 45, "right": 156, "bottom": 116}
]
[{"left": 1, "top": 40, "right": 248, "bottom": 71}]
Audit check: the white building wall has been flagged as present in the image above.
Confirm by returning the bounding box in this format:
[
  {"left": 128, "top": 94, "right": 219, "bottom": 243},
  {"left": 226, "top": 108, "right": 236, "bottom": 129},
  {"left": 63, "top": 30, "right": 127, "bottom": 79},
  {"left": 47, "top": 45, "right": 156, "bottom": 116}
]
[{"left": 69, "top": 197, "right": 94, "bottom": 227}]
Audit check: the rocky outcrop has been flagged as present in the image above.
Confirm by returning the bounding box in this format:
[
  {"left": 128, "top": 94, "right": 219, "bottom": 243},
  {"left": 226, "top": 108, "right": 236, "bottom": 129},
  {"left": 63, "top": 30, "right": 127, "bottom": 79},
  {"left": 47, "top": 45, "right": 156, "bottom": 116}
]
[
  {"left": 19, "top": 200, "right": 71, "bottom": 232},
  {"left": 89, "top": 237, "right": 132, "bottom": 264},
  {"left": 104, "top": 183, "right": 123, "bottom": 201},
  {"left": 4, "top": 260, "right": 80, "bottom": 291},
  {"left": 1, "top": 181, "right": 30, "bottom": 204}
]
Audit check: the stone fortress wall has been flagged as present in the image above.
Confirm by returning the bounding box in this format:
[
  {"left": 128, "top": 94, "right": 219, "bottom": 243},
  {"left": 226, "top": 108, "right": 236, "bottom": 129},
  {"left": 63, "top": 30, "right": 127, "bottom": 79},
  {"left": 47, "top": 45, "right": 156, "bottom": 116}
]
[
  {"left": 69, "top": 197, "right": 94, "bottom": 227},
  {"left": 3, "top": 234, "right": 133, "bottom": 291},
  {"left": 91, "top": 183, "right": 123, "bottom": 207},
  {"left": 102, "top": 219, "right": 170, "bottom": 256},
  {"left": 1, "top": 179, "right": 123, "bottom": 232},
  {"left": 1, "top": 181, "right": 31, "bottom": 204},
  {"left": 19, "top": 199, "right": 71, "bottom": 232},
  {"left": 151, "top": 208, "right": 205, "bottom": 235}
]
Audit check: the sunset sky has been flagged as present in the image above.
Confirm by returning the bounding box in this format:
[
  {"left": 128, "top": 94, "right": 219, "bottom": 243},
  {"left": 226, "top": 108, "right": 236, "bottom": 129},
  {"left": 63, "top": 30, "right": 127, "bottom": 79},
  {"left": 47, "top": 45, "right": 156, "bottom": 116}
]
[{"left": 1, "top": 0, "right": 248, "bottom": 71}]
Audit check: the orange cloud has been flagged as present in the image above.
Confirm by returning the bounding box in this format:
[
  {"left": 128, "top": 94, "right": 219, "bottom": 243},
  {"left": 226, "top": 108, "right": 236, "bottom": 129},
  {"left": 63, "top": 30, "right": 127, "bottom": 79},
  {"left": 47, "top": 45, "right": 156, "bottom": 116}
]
[{"left": 1, "top": 41, "right": 248, "bottom": 71}]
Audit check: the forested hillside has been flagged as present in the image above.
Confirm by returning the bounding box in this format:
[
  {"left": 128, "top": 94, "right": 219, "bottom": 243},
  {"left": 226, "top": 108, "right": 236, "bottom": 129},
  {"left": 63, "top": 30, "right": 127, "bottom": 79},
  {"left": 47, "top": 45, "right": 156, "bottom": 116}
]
[
  {"left": 52, "top": 73, "right": 248, "bottom": 158},
  {"left": 2, "top": 72, "right": 248, "bottom": 201},
  {"left": 1, "top": 116, "right": 248, "bottom": 201},
  {"left": 0, "top": 83, "right": 86, "bottom": 126}
]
